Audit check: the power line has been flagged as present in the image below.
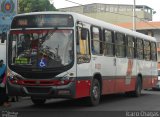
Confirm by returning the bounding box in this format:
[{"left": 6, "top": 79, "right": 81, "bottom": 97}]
[
  {"left": 106, "top": 11, "right": 160, "bottom": 30},
  {"left": 109, "top": 10, "right": 160, "bottom": 30},
  {"left": 64, "top": 0, "right": 160, "bottom": 30},
  {"left": 65, "top": 0, "right": 83, "bottom": 6},
  {"left": 106, "top": 10, "right": 160, "bottom": 30},
  {"left": 136, "top": 18, "right": 160, "bottom": 30}
]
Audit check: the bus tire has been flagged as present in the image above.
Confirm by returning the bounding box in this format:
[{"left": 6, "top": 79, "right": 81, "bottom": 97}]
[
  {"left": 31, "top": 98, "right": 46, "bottom": 105},
  {"left": 88, "top": 78, "right": 101, "bottom": 106},
  {"left": 133, "top": 76, "right": 142, "bottom": 97}
]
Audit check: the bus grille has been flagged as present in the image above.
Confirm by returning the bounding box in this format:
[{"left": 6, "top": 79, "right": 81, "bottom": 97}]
[{"left": 26, "top": 87, "right": 51, "bottom": 94}]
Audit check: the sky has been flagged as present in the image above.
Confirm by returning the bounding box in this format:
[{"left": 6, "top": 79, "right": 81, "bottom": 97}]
[{"left": 52, "top": 0, "right": 160, "bottom": 21}]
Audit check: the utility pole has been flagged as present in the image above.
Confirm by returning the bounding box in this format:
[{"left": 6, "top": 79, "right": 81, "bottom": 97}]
[{"left": 133, "top": 0, "right": 136, "bottom": 31}]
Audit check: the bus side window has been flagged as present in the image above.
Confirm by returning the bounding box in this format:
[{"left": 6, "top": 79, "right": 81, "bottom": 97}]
[
  {"left": 151, "top": 42, "right": 157, "bottom": 61},
  {"left": 136, "top": 38, "right": 144, "bottom": 60},
  {"left": 144, "top": 40, "right": 151, "bottom": 61},
  {"left": 91, "top": 26, "right": 102, "bottom": 55},
  {"left": 104, "top": 29, "right": 114, "bottom": 56},
  {"left": 115, "top": 32, "right": 125, "bottom": 57},
  {"left": 76, "top": 27, "right": 89, "bottom": 55},
  {"left": 127, "top": 35, "right": 135, "bottom": 58},
  {"left": 76, "top": 27, "right": 90, "bottom": 64}
]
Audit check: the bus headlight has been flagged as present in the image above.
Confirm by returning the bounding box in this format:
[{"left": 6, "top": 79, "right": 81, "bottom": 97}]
[
  {"left": 61, "top": 75, "right": 70, "bottom": 81},
  {"left": 7, "top": 70, "right": 22, "bottom": 84},
  {"left": 7, "top": 70, "right": 16, "bottom": 80},
  {"left": 59, "top": 74, "right": 75, "bottom": 85}
]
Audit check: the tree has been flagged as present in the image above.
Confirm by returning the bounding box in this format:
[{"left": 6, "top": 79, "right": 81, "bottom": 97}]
[{"left": 18, "top": 0, "right": 57, "bottom": 14}]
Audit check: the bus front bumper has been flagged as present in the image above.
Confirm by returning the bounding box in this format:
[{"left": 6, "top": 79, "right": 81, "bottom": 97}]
[{"left": 6, "top": 80, "right": 76, "bottom": 99}]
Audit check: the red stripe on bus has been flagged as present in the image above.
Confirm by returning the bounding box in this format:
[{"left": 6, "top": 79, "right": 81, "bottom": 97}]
[
  {"left": 75, "top": 80, "right": 91, "bottom": 98},
  {"left": 74, "top": 76, "right": 157, "bottom": 98},
  {"left": 143, "top": 76, "right": 158, "bottom": 89},
  {"left": 102, "top": 77, "right": 136, "bottom": 94},
  {"left": 102, "top": 76, "right": 158, "bottom": 95}
]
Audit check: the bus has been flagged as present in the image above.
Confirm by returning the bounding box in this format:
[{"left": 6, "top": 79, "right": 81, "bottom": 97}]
[{"left": 6, "top": 12, "right": 158, "bottom": 106}]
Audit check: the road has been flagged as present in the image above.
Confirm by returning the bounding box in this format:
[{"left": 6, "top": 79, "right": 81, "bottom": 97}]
[{"left": 1, "top": 90, "right": 160, "bottom": 117}]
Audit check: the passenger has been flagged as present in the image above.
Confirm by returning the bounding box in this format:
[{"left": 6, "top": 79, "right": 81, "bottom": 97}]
[{"left": 0, "top": 60, "right": 11, "bottom": 107}]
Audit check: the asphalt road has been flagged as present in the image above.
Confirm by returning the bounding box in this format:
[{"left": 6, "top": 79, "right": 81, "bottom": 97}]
[{"left": 1, "top": 90, "right": 160, "bottom": 117}]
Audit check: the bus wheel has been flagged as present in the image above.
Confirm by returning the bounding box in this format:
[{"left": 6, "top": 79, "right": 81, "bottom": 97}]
[
  {"left": 133, "top": 76, "right": 142, "bottom": 97},
  {"left": 31, "top": 98, "right": 46, "bottom": 105},
  {"left": 88, "top": 78, "right": 101, "bottom": 106}
]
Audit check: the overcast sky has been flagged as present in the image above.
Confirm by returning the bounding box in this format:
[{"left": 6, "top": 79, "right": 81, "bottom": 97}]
[{"left": 53, "top": 0, "right": 160, "bottom": 21}]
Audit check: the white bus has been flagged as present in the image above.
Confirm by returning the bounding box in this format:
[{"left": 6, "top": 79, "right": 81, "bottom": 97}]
[{"left": 6, "top": 12, "right": 158, "bottom": 106}]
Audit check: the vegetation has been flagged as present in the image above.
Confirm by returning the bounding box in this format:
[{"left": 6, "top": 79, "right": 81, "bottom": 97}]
[{"left": 18, "top": 0, "right": 57, "bottom": 13}]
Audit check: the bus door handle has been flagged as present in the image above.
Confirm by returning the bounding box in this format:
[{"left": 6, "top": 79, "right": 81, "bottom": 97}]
[{"left": 114, "top": 58, "right": 116, "bottom": 66}]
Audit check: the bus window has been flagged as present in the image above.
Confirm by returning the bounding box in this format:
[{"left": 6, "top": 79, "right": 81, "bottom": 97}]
[
  {"left": 104, "top": 29, "right": 114, "bottom": 56},
  {"left": 77, "top": 27, "right": 89, "bottom": 55},
  {"left": 91, "top": 26, "right": 102, "bottom": 55},
  {"left": 81, "top": 28, "right": 88, "bottom": 40},
  {"left": 151, "top": 42, "right": 157, "bottom": 61},
  {"left": 144, "top": 41, "right": 151, "bottom": 61},
  {"left": 136, "top": 39, "right": 144, "bottom": 60},
  {"left": 115, "top": 32, "right": 125, "bottom": 57},
  {"left": 10, "top": 29, "right": 74, "bottom": 67},
  {"left": 127, "top": 36, "right": 135, "bottom": 58},
  {"left": 76, "top": 27, "right": 90, "bottom": 64}
]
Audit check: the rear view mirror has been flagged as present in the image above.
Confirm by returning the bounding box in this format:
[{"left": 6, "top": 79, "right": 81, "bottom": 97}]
[
  {"left": 1, "top": 32, "right": 5, "bottom": 43},
  {"left": 81, "top": 28, "right": 88, "bottom": 40}
]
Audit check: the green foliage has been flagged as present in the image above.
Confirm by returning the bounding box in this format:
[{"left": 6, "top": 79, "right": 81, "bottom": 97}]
[{"left": 18, "top": 0, "right": 57, "bottom": 13}]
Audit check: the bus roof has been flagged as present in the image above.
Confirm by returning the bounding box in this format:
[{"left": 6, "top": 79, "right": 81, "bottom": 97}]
[{"left": 13, "top": 11, "right": 156, "bottom": 42}]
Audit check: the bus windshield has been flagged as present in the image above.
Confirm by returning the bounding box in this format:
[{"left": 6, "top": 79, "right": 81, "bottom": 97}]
[{"left": 9, "top": 29, "right": 74, "bottom": 69}]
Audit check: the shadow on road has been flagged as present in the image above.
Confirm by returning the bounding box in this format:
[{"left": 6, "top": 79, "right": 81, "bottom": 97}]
[
  {"left": 12, "top": 91, "right": 151, "bottom": 111},
  {"left": 1, "top": 90, "right": 159, "bottom": 117}
]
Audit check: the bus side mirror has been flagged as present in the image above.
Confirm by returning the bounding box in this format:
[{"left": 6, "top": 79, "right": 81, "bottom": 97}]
[
  {"left": 81, "top": 28, "right": 88, "bottom": 40},
  {"left": 1, "top": 32, "right": 5, "bottom": 43}
]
